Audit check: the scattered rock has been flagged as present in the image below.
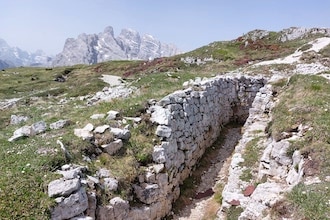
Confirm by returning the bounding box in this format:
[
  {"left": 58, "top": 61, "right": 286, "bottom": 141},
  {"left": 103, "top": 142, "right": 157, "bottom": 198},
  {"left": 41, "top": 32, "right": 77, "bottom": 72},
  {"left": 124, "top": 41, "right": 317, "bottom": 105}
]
[
  {"left": 50, "top": 119, "right": 71, "bottom": 130},
  {"left": 10, "top": 114, "right": 29, "bottom": 125},
  {"left": 101, "top": 139, "right": 123, "bottom": 155},
  {"left": 229, "top": 199, "right": 240, "bottom": 206},
  {"left": 243, "top": 185, "right": 255, "bottom": 197},
  {"left": 94, "top": 125, "right": 110, "bottom": 134},
  {"left": 8, "top": 125, "right": 32, "bottom": 141},
  {"left": 107, "top": 110, "right": 119, "bottom": 120},
  {"left": 90, "top": 114, "right": 106, "bottom": 119},
  {"left": 104, "top": 177, "right": 119, "bottom": 191},
  {"left": 74, "top": 124, "right": 94, "bottom": 140},
  {"left": 110, "top": 127, "right": 131, "bottom": 140},
  {"left": 31, "top": 121, "right": 47, "bottom": 135}
]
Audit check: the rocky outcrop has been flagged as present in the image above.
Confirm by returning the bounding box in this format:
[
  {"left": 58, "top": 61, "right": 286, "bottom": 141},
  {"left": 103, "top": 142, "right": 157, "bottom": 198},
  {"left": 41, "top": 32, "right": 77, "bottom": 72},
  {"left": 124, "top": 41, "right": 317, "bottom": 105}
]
[
  {"left": 279, "top": 27, "right": 330, "bottom": 42},
  {"left": 53, "top": 26, "right": 180, "bottom": 66}
]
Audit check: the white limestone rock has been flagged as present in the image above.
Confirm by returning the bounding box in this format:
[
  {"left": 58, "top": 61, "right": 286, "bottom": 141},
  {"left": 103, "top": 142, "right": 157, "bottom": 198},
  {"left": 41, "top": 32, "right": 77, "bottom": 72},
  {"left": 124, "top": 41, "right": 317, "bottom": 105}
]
[
  {"left": 155, "top": 125, "right": 172, "bottom": 138},
  {"left": 31, "top": 121, "right": 47, "bottom": 135},
  {"left": 90, "top": 114, "right": 106, "bottom": 119},
  {"left": 149, "top": 105, "right": 171, "bottom": 125},
  {"left": 8, "top": 125, "right": 32, "bottom": 141},
  {"left": 110, "top": 127, "right": 131, "bottom": 140},
  {"left": 48, "top": 178, "right": 81, "bottom": 198},
  {"left": 101, "top": 139, "right": 123, "bottom": 155},
  {"left": 107, "top": 110, "right": 119, "bottom": 120},
  {"left": 133, "top": 183, "right": 162, "bottom": 204},
  {"left": 10, "top": 114, "right": 28, "bottom": 125},
  {"left": 51, "top": 188, "right": 88, "bottom": 220},
  {"left": 94, "top": 125, "right": 110, "bottom": 134},
  {"left": 50, "top": 119, "right": 71, "bottom": 130},
  {"left": 104, "top": 177, "right": 119, "bottom": 191}
]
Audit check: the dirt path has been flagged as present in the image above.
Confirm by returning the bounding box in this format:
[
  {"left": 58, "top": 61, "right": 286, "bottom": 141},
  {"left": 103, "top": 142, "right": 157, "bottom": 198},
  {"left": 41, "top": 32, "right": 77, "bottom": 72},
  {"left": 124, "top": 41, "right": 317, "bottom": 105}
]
[{"left": 171, "top": 127, "right": 242, "bottom": 220}]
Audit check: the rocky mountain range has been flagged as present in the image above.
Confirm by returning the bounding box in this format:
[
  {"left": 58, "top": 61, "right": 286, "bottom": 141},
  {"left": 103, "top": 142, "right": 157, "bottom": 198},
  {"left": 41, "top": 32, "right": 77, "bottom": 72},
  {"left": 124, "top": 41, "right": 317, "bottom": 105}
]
[
  {"left": 52, "top": 26, "right": 180, "bottom": 66},
  {"left": 0, "top": 26, "right": 180, "bottom": 69},
  {"left": 0, "top": 38, "right": 52, "bottom": 69}
]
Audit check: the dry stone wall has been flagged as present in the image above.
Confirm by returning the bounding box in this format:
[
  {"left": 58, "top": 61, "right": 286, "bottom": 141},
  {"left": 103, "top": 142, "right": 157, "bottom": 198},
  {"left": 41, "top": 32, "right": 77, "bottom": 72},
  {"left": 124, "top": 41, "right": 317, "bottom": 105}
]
[
  {"left": 48, "top": 75, "right": 266, "bottom": 220},
  {"left": 96, "top": 75, "right": 265, "bottom": 220}
]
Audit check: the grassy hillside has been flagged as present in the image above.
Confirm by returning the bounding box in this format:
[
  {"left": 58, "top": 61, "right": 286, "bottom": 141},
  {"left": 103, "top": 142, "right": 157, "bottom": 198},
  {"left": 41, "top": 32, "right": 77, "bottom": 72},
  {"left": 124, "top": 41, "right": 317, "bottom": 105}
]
[{"left": 0, "top": 29, "right": 329, "bottom": 219}]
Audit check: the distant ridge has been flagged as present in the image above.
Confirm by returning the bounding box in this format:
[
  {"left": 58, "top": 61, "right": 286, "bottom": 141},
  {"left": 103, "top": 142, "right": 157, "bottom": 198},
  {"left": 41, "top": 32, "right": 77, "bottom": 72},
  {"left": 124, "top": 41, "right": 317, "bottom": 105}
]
[{"left": 52, "top": 26, "right": 181, "bottom": 66}]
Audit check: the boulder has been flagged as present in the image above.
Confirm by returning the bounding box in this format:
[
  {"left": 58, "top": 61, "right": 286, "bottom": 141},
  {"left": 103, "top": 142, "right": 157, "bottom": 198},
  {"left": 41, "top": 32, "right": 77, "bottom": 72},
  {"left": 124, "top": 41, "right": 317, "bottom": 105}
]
[
  {"left": 90, "top": 114, "right": 106, "bottom": 119},
  {"left": 110, "top": 127, "right": 131, "bottom": 140},
  {"left": 51, "top": 188, "right": 88, "bottom": 220},
  {"left": 50, "top": 119, "right": 71, "bottom": 130},
  {"left": 10, "top": 114, "right": 28, "bottom": 125},
  {"left": 8, "top": 125, "right": 32, "bottom": 141},
  {"left": 104, "top": 177, "right": 119, "bottom": 191},
  {"left": 31, "top": 121, "right": 47, "bottom": 135},
  {"left": 94, "top": 125, "right": 110, "bottom": 134},
  {"left": 107, "top": 110, "right": 119, "bottom": 120},
  {"left": 101, "top": 139, "right": 123, "bottom": 155},
  {"left": 48, "top": 178, "right": 81, "bottom": 198}
]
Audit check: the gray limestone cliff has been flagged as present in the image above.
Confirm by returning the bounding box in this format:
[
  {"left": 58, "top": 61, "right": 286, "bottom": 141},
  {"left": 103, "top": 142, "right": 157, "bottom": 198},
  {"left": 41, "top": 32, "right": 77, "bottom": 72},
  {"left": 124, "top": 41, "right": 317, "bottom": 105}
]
[{"left": 53, "top": 26, "right": 180, "bottom": 66}]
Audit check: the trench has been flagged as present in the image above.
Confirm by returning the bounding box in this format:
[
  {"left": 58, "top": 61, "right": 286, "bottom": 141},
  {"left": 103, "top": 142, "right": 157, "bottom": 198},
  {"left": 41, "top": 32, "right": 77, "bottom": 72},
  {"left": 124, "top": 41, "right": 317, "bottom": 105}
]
[
  {"left": 93, "top": 76, "right": 266, "bottom": 220},
  {"left": 169, "top": 124, "right": 242, "bottom": 220}
]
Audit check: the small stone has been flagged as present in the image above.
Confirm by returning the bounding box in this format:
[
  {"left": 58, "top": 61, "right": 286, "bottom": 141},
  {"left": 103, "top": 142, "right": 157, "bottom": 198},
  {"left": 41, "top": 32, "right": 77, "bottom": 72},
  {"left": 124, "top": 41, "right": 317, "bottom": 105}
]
[
  {"left": 229, "top": 199, "right": 240, "bottom": 206},
  {"left": 104, "top": 177, "right": 119, "bottom": 191},
  {"left": 90, "top": 114, "right": 106, "bottom": 119},
  {"left": 107, "top": 110, "right": 119, "bottom": 120},
  {"left": 10, "top": 115, "right": 29, "bottom": 125},
  {"left": 31, "top": 121, "right": 47, "bottom": 135},
  {"left": 243, "top": 185, "right": 255, "bottom": 197},
  {"left": 83, "top": 123, "right": 94, "bottom": 132},
  {"left": 50, "top": 119, "right": 71, "bottom": 130},
  {"left": 94, "top": 125, "right": 110, "bottom": 134},
  {"left": 155, "top": 125, "right": 172, "bottom": 138},
  {"left": 101, "top": 139, "right": 123, "bottom": 155}
]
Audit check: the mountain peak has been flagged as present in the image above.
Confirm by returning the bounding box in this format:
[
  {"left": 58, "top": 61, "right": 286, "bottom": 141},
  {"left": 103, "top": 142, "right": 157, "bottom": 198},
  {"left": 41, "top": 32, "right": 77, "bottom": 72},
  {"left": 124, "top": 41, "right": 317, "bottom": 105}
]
[{"left": 53, "top": 26, "right": 180, "bottom": 66}]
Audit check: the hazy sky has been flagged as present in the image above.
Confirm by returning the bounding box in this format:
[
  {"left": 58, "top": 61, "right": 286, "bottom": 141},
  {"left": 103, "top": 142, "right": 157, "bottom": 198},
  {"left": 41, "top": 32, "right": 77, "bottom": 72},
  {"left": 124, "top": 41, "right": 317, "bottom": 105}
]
[{"left": 1, "top": 0, "right": 330, "bottom": 55}]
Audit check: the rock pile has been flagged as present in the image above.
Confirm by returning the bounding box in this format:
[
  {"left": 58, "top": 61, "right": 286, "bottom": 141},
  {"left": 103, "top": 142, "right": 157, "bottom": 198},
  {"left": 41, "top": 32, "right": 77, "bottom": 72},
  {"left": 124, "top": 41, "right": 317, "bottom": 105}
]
[{"left": 8, "top": 119, "right": 71, "bottom": 142}]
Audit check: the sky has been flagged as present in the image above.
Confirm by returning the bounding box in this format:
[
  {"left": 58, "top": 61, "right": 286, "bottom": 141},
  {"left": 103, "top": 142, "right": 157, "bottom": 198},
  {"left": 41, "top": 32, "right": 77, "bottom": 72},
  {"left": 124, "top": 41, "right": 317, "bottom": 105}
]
[{"left": 1, "top": 0, "right": 330, "bottom": 55}]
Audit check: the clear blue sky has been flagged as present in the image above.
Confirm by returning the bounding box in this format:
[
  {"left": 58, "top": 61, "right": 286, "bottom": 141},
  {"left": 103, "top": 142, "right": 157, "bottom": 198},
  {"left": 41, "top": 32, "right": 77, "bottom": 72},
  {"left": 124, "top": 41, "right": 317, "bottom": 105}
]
[{"left": 1, "top": 0, "right": 329, "bottom": 55}]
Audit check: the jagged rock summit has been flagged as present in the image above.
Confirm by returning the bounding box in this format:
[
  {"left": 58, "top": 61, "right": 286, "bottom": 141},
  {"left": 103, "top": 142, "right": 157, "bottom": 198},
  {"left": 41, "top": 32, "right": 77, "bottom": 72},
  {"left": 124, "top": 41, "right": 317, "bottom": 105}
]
[
  {"left": 53, "top": 26, "right": 180, "bottom": 66},
  {"left": 0, "top": 38, "right": 52, "bottom": 68}
]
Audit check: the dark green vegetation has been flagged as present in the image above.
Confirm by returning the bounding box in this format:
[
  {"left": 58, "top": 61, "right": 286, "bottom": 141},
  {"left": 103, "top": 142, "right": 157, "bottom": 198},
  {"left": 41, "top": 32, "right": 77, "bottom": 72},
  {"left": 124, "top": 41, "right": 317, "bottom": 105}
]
[
  {"left": 269, "top": 74, "right": 330, "bottom": 219},
  {"left": 0, "top": 30, "right": 329, "bottom": 219}
]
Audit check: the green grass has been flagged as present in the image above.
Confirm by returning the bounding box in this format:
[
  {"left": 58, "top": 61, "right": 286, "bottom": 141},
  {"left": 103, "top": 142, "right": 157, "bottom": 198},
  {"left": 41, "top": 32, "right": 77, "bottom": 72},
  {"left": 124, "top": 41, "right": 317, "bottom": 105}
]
[
  {"left": 239, "top": 168, "right": 253, "bottom": 182},
  {"left": 226, "top": 206, "right": 244, "bottom": 220},
  {"left": 269, "top": 74, "right": 330, "bottom": 219},
  {"left": 286, "top": 183, "right": 330, "bottom": 220},
  {"left": 239, "top": 137, "right": 261, "bottom": 167}
]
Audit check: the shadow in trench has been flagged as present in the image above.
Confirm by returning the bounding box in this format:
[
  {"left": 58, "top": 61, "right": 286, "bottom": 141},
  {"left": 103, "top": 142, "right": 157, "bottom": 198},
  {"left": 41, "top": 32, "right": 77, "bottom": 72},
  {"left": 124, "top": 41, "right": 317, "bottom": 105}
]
[{"left": 167, "top": 122, "right": 243, "bottom": 220}]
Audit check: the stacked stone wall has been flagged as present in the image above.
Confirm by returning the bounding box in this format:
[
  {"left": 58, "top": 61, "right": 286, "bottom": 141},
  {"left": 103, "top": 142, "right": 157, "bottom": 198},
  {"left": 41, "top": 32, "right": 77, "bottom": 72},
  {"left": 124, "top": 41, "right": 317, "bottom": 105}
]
[{"left": 97, "top": 75, "right": 266, "bottom": 219}]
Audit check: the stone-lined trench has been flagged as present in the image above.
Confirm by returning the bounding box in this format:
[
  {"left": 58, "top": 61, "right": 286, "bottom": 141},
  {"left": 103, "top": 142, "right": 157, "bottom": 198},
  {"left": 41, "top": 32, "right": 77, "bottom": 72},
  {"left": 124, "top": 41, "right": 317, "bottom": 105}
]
[
  {"left": 96, "top": 76, "right": 266, "bottom": 219},
  {"left": 49, "top": 75, "right": 267, "bottom": 220}
]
